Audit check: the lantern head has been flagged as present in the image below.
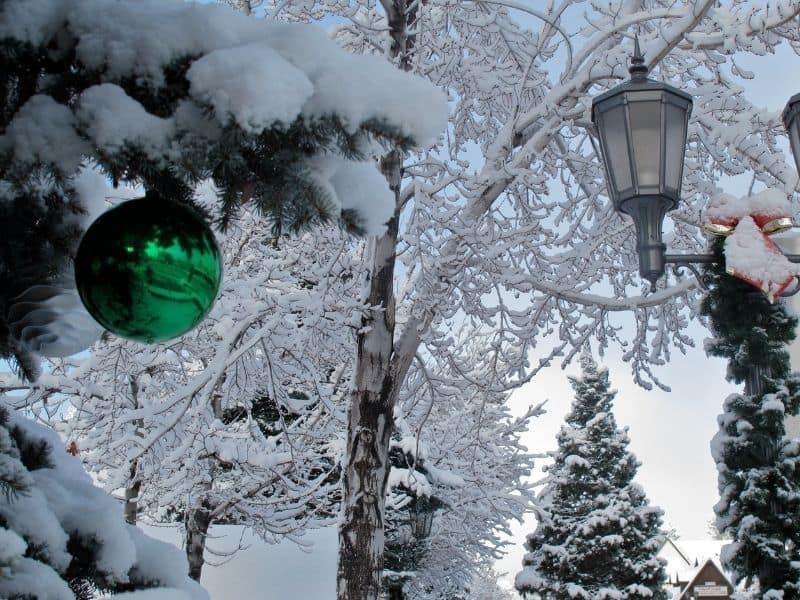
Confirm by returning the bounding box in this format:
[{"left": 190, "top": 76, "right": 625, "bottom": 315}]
[{"left": 591, "top": 39, "right": 693, "bottom": 289}]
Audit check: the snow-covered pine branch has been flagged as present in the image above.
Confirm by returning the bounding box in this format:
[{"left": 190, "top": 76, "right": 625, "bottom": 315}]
[
  {"left": 0, "top": 405, "right": 209, "bottom": 599},
  {"left": 0, "top": 0, "right": 447, "bottom": 376}
]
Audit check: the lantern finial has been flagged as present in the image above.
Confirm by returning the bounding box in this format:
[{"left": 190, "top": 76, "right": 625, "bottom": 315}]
[{"left": 629, "top": 36, "right": 648, "bottom": 78}]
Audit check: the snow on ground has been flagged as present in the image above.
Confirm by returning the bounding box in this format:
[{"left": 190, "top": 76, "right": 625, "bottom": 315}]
[{"left": 139, "top": 524, "right": 337, "bottom": 599}]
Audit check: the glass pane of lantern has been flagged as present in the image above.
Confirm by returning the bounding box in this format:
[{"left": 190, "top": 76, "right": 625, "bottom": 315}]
[
  {"left": 664, "top": 102, "right": 688, "bottom": 191},
  {"left": 628, "top": 98, "right": 662, "bottom": 189},
  {"left": 599, "top": 105, "right": 632, "bottom": 193},
  {"left": 790, "top": 119, "right": 800, "bottom": 174}
]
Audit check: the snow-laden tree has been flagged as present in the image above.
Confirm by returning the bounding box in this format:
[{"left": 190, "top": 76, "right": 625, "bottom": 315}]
[
  {"left": 704, "top": 237, "right": 800, "bottom": 597},
  {"left": 515, "top": 353, "right": 667, "bottom": 600},
  {"left": 378, "top": 332, "right": 542, "bottom": 600},
  {"left": 384, "top": 332, "right": 541, "bottom": 600},
  {"left": 238, "top": 1, "right": 800, "bottom": 597},
  {"left": 0, "top": 0, "right": 446, "bottom": 377},
  {"left": 1, "top": 184, "right": 365, "bottom": 580},
  {"left": 7, "top": 1, "right": 800, "bottom": 597},
  {"left": 461, "top": 572, "right": 518, "bottom": 600},
  {"left": 0, "top": 405, "right": 208, "bottom": 600}
]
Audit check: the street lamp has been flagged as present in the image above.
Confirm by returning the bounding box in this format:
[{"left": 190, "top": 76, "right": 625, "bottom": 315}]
[
  {"left": 592, "top": 40, "right": 800, "bottom": 291},
  {"left": 383, "top": 494, "right": 442, "bottom": 600},
  {"left": 591, "top": 38, "right": 693, "bottom": 290},
  {"left": 409, "top": 495, "right": 438, "bottom": 539},
  {"left": 784, "top": 93, "right": 800, "bottom": 177}
]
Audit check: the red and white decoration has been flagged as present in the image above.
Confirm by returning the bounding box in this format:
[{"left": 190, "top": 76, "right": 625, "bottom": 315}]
[{"left": 704, "top": 190, "right": 797, "bottom": 301}]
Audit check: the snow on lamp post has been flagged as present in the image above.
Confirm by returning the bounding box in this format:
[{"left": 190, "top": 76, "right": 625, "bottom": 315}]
[
  {"left": 592, "top": 39, "right": 800, "bottom": 295},
  {"left": 784, "top": 93, "right": 800, "bottom": 178},
  {"left": 591, "top": 38, "right": 692, "bottom": 291}
]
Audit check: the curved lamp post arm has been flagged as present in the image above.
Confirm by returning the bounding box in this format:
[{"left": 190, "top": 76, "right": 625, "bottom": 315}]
[{"left": 664, "top": 253, "right": 800, "bottom": 297}]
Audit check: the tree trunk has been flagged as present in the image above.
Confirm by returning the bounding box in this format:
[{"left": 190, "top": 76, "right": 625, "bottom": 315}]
[
  {"left": 183, "top": 374, "right": 225, "bottom": 581},
  {"left": 337, "top": 2, "right": 420, "bottom": 596},
  {"left": 124, "top": 461, "right": 141, "bottom": 525},
  {"left": 336, "top": 152, "right": 401, "bottom": 600},
  {"left": 186, "top": 497, "right": 213, "bottom": 581},
  {"left": 125, "top": 376, "right": 144, "bottom": 525}
]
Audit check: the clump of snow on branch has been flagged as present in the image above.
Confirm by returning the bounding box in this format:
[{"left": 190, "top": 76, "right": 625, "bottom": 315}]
[
  {"left": 308, "top": 155, "right": 395, "bottom": 237},
  {"left": 186, "top": 44, "right": 315, "bottom": 133},
  {"left": 724, "top": 217, "right": 797, "bottom": 299},
  {"left": 705, "top": 190, "right": 793, "bottom": 228},
  {"left": 1, "top": 0, "right": 447, "bottom": 145},
  {"left": 0, "top": 0, "right": 447, "bottom": 236}
]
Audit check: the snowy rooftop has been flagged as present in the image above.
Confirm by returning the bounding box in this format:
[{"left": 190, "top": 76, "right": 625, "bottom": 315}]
[{"left": 659, "top": 538, "right": 727, "bottom": 588}]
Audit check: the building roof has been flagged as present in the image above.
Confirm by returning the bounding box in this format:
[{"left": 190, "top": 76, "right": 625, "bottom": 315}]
[
  {"left": 677, "top": 558, "right": 734, "bottom": 600},
  {"left": 658, "top": 538, "right": 730, "bottom": 598}
]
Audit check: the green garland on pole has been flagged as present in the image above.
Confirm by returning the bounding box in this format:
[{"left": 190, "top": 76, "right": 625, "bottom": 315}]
[
  {"left": 701, "top": 238, "right": 796, "bottom": 388},
  {"left": 701, "top": 236, "right": 800, "bottom": 597}
]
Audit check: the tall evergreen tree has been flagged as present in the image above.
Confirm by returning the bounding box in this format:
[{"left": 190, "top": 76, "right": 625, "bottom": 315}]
[
  {"left": 515, "top": 353, "right": 667, "bottom": 600},
  {"left": 702, "top": 237, "right": 800, "bottom": 597}
]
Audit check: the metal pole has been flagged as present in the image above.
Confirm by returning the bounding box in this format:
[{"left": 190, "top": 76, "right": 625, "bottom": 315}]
[
  {"left": 744, "top": 365, "right": 767, "bottom": 396},
  {"left": 665, "top": 254, "right": 800, "bottom": 264}
]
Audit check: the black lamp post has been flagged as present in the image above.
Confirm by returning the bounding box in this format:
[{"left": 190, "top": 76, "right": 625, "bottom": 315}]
[
  {"left": 592, "top": 40, "right": 800, "bottom": 291},
  {"left": 382, "top": 494, "right": 443, "bottom": 600}
]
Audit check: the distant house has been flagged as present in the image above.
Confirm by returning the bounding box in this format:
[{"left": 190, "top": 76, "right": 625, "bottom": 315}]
[
  {"left": 676, "top": 559, "right": 734, "bottom": 599},
  {"left": 659, "top": 539, "right": 734, "bottom": 600}
]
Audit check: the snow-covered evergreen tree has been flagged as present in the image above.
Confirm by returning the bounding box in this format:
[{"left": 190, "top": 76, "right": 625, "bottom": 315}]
[
  {"left": 0, "top": 404, "right": 208, "bottom": 600},
  {"left": 703, "top": 237, "right": 800, "bottom": 597},
  {"left": 515, "top": 353, "right": 667, "bottom": 600}
]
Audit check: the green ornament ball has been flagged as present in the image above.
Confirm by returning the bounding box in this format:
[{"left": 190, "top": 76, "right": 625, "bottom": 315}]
[{"left": 75, "top": 195, "right": 222, "bottom": 343}]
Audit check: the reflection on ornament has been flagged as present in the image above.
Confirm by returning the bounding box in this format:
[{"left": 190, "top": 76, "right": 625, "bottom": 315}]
[
  {"left": 7, "top": 279, "right": 104, "bottom": 357},
  {"left": 74, "top": 195, "right": 222, "bottom": 343}
]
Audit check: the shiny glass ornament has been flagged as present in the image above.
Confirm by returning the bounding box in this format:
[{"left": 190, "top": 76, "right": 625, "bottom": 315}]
[{"left": 75, "top": 196, "right": 222, "bottom": 343}]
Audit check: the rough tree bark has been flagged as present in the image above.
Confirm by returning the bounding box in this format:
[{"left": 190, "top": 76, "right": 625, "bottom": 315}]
[
  {"left": 125, "top": 374, "right": 143, "bottom": 525},
  {"left": 186, "top": 496, "right": 214, "bottom": 581},
  {"left": 337, "top": 151, "right": 402, "bottom": 600},
  {"left": 185, "top": 377, "right": 225, "bottom": 581},
  {"left": 124, "top": 461, "right": 141, "bottom": 525},
  {"left": 336, "top": 0, "right": 417, "bottom": 596}
]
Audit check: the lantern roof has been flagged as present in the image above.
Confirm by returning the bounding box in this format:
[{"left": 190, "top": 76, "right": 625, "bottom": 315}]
[
  {"left": 783, "top": 92, "right": 800, "bottom": 125},
  {"left": 591, "top": 39, "right": 693, "bottom": 113}
]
